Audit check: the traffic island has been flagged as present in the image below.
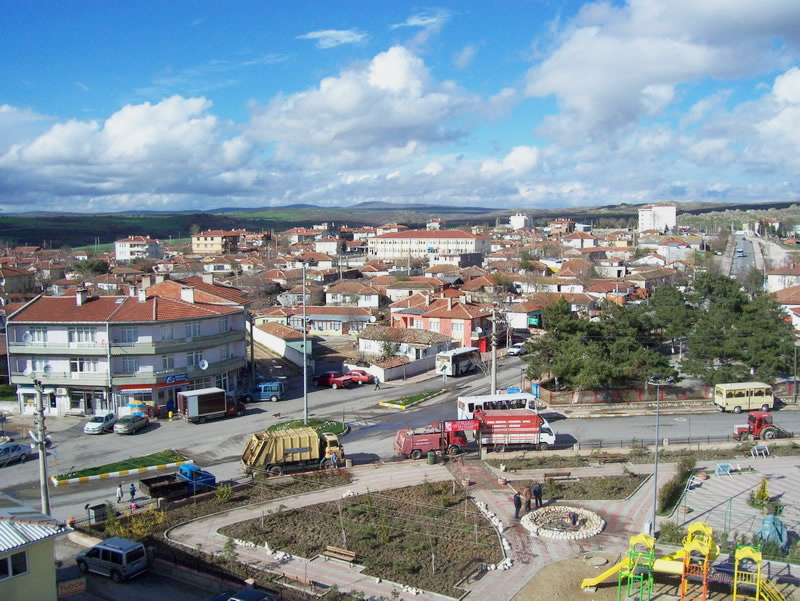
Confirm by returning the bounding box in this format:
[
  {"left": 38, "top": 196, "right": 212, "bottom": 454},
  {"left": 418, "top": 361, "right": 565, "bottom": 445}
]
[
  {"left": 51, "top": 450, "right": 190, "bottom": 486},
  {"left": 378, "top": 388, "right": 446, "bottom": 409}
]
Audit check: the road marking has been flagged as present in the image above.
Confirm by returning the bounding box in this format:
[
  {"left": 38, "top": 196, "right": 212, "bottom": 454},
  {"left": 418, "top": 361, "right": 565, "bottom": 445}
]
[{"left": 51, "top": 460, "right": 194, "bottom": 487}]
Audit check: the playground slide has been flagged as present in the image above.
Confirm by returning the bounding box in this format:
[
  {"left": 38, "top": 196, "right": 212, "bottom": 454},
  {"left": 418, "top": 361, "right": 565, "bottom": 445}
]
[
  {"left": 760, "top": 577, "right": 788, "bottom": 601},
  {"left": 580, "top": 560, "right": 626, "bottom": 589}
]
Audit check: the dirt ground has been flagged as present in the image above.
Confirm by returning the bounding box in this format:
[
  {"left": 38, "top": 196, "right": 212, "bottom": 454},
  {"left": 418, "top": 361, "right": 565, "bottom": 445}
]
[{"left": 512, "top": 555, "right": 799, "bottom": 601}]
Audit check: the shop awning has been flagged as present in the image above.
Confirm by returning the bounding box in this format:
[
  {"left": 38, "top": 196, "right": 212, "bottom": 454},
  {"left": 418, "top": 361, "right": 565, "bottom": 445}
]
[{"left": 16, "top": 387, "right": 56, "bottom": 395}]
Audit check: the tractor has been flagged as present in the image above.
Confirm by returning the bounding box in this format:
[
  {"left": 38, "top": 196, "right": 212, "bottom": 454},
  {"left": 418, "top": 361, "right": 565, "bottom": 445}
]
[{"left": 732, "top": 411, "right": 787, "bottom": 442}]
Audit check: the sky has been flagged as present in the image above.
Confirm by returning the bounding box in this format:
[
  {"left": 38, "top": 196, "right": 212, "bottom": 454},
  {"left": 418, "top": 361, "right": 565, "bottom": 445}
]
[{"left": 2, "top": 1, "right": 800, "bottom": 214}]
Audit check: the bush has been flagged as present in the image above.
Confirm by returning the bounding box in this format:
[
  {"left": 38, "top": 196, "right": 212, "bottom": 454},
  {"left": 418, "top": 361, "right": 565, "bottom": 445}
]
[
  {"left": 215, "top": 483, "right": 233, "bottom": 504},
  {"left": 657, "top": 456, "right": 696, "bottom": 514},
  {"left": 657, "top": 521, "right": 685, "bottom": 544}
]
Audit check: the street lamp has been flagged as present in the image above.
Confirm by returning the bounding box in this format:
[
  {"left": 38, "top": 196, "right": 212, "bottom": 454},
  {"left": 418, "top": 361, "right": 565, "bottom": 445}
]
[
  {"left": 33, "top": 379, "right": 51, "bottom": 515},
  {"left": 650, "top": 375, "right": 662, "bottom": 536}
]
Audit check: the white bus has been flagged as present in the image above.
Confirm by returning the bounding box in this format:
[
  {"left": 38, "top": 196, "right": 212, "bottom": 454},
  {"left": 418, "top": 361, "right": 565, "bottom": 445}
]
[
  {"left": 435, "top": 347, "right": 481, "bottom": 377},
  {"left": 457, "top": 392, "right": 540, "bottom": 420}
]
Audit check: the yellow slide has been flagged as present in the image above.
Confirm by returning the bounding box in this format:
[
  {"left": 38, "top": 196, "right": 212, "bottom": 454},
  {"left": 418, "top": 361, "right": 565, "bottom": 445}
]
[
  {"left": 760, "top": 577, "right": 788, "bottom": 601},
  {"left": 580, "top": 560, "right": 627, "bottom": 589}
]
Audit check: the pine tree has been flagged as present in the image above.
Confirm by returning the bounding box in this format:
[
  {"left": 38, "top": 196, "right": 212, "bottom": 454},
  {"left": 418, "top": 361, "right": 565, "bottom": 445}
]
[{"left": 754, "top": 476, "right": 770, "bottom": 507}]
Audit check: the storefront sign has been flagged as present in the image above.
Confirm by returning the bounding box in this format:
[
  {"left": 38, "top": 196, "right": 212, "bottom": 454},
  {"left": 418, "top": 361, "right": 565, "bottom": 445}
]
[{"left": 165, "top": 373, "right": 187, "bottom": 384}]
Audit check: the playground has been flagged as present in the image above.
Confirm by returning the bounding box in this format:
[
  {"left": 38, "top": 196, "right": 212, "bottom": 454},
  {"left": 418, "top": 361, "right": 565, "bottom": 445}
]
[{"left": 507, "top": 454, "right": 800, "bottom": 601}]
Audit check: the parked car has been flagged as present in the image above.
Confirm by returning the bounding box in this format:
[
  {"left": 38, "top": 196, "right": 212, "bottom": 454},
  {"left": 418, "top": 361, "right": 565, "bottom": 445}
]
[
  {"left": 311, "top": 371, "right": 353, "bottom": 389},
  {"left": 241, "top": 380, "right": 285, "bottom": 402},
  {"left": 76, "top": 536, "right": 149, "bottom": 582},
  {"left": 344, "top": 369, "right": 374, "bottom": 385},
  {"left": 507, "top": 342, "right": 527, "bottom": 356},
  {"left": 113, "top": 414, "right": 149, "bottom": 435},
  {"left": 210, "top": 590, "right": 277, "bottom": 601},
  {"left": 83, "top": 411, "right": 117, "bottom": 434},
  {"left": 0, "top": 442, "right": 31, "bottom": 466}
]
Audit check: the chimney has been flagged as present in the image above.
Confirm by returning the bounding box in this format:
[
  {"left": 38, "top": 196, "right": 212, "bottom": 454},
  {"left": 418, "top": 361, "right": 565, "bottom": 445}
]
[
  {"left": 180, "top": 286, "right": 195, "bottom": 304},
  {"left": 425, "top": 294, "right": 430, "bottom": 306},
  {"left": 202, "top": 273, "right": 214, "bottom": 285},
  {"left": 76, "top": 288, "right": 88, "bottom": 306},
  {"left": 447, "top": 297, "right": 452, "bottom": 311},
  {"left": 155, "top": 274, "right": 166, "bottom": 284},
  {"left": 466, "top": 293, "right": 472, "bottom": 304},
  {"left": 141, "top": 274, "right": 152, "bottom": 289},
  {"left": 138, "top": 288, "right": 147, "bottom": 303}
]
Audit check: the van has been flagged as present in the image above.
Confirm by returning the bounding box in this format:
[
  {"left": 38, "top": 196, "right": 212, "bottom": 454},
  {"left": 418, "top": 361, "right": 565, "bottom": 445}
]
[
  {"left": 76, "top": 537, "right": 149, "bottom": 582},
  {"left": 241, "top": 380, "right": 285, "bottom": 403}
]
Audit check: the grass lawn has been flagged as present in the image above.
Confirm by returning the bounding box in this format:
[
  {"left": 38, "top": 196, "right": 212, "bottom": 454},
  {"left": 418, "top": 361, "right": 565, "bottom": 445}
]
[
  {"left": 382, "top": 389, "right": 443, "bottom": 407},
  {"left": 0, "top": 384, "right": 17, "bottom": 403},
  {"left": 58, "top": 449, "right": 187, "bottom": 479},
  {"left": 512, "top": 473, "right": 648, "bottom": 500},
  {"left": 267, "top": 418, "right": 346, "bottom": 435}
]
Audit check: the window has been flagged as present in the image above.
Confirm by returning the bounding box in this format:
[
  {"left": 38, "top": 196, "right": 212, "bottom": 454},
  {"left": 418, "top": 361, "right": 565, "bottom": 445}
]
[
  {"left": 429, "top": 319, "right": 440, "bottom": 332},
  {"left": 70, "top": 357, "right": 97, "bottom": 373},
  {"left": 220, "top": 344, "right": 230, "bottom": 360},
  {"left": 161, "top": 355, "right": 175, "bottom": 370},
  {"left": 32, "top": 358, "right": 49, "bottom": 373},
  {"left": 452, "top": 321, "right": 464, "bottom": 334},
  {"left": 185, "top": 321, "right": 201, "bottom": 338},
  {"left": 160, "top": 324, "right": 174, "bottom": 341},
  {"left": 218, "top": 316, "right": 229, "bottom": 333},
  {"left": 413, "top": 319, "right": 423, "bottom": 329},
  {"left": 68, "top": 327, "right": 95, "bottom": 343},
  {"left": 0, "top": 551, "right": 28, "bottom": 581},
  {"left": 119, "top": 326, "right": 137, "bottom": 343},
  {"left": 121, "top": 356, "right": 139, "bottom": 373},
  {"left": 29, "top": 326, "right": 47, "bottom": 343},
  {"left": 187, "top": 350, "right": 203, "bottom": 367}
]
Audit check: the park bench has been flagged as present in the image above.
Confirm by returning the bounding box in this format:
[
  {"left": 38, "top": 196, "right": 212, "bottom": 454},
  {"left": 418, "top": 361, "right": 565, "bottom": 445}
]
[
  {"left": 596, "top": 454, "right": 626, "bottom": 464},
  {"left": 544, "top": 471, "right": 572, "bottom": 479},
  {"left": 322, "top": 545, "right": 357, "bottom": 563}
]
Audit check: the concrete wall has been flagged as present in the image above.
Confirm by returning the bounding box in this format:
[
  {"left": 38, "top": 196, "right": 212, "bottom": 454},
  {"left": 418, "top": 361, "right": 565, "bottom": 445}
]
[{"left": 344, "top": 354, "right": 436, "bottom": 382}]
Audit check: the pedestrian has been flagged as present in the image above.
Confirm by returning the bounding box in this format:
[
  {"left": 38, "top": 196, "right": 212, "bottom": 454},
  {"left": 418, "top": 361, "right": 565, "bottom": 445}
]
[
  {"left": 522, "top": 486, "right": 532, "bottom": 514},
  {"left": 330, "top": 451, "right": 339, "bottom": 468},
  {"left": 128, "top": 483, "right": 136, "bottom": 503},
  {"left": 532, "top": 481, "right": 543, "bottom": 508},
  {"left": 512, "top": 491, "right": 522, "bottom": 519},
  {"left": 374, "top": 376, "right": 381, "bottom": 391},
  {"left": 116, "top": 483, "right": 123, "bottom": 504}
]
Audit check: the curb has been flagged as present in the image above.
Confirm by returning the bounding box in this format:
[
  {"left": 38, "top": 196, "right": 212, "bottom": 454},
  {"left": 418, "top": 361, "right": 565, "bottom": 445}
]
[
  {"left": 377, "top": 389, "right": 447, "bottom": 410},
  {"left": 563, "top": 409, "right": 720, "bottom": 419},
  {"left": 52, "top": 460, "right": 194, "bottom": 487}
]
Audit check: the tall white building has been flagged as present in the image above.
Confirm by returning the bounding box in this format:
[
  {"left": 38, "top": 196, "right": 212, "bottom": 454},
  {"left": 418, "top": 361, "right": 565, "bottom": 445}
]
[
  {"left": 638, "top": 203, "right": 677, "bottom": 232},
  {"left": 509, "top": 213, "right": 530, "bottom": 230},
  {"left": 367, "top": 230, "right": 490, "bottom": 260}
]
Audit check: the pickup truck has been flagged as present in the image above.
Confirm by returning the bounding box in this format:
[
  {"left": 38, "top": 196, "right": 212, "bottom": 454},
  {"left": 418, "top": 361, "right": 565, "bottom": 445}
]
[
  {"left": 139, "top": 464, "right": 216, "bottom": 500},
  {"left": 311, "top": 371, "right": 353, "bottom": 389}
]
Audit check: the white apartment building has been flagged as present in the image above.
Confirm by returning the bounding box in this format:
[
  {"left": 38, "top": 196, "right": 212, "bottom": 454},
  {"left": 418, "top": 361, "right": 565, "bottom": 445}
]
[
  {"left": 6, "top": 288, "right": 246, "bottom": 417},
  {"left": 367, "top": 230, "right": 491, "bottom": 260},
  {"left": 638, "top": 203, "right": 677, "bottom": 233},
  {"left": 114, "top": 236, "right": 162, "bottom": 262},
  {"left": 509, "top": 213, "right": 530, "bottom": 230}
]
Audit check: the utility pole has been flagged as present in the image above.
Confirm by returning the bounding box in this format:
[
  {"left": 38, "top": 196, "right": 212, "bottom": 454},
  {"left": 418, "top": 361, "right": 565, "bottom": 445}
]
[
  {"left": 302, "top": 261, "right": 309, "bottom": 425},
  {"left": 33, "top": 379, "right": 51, "bottom": 515},
  {"left": 490, "top": 307, "right": 498, "bottom": 395},
  {"left": 248, "top": 312, "right": 255, "bottom": 391}
]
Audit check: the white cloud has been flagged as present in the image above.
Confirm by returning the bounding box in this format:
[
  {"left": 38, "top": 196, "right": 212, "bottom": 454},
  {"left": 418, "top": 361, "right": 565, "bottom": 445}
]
[
  {"left": 418, "top": 161, "right": 443, "bottom": 175},
  {"left": 0, "top": 105, "right": 55, "bottom": 153},
  {"left": 454, "top": 44, "right": 477, "bottom": 70},
  {"left": 480, "top": 146, "right": 539, "bottom": 177},
  {"left": 390, "top": 11, "right": 450, "bottom": 31},
  {"left": 297, "top": 29, "right": 367, "bottom": 49}
]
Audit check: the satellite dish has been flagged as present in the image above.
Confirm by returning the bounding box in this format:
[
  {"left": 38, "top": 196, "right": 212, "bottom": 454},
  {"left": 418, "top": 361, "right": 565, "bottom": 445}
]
[
  {"left": 23, "top": 366, "right": 32, "bottom": 376},
  {"left": 22, "top": 332, "right": 32, "bottom": 343},
  {"left": 474, "top": 327, "right": 483, "bottom": 334},
  {"left": 198, "top": 359, "right": 209, "bottom": 371},
  {"left": 369, "top": 316, "right": 377, "bottom": 323},
  {"left": 43, "top": 365, "right": 52, "bottom": 374}
]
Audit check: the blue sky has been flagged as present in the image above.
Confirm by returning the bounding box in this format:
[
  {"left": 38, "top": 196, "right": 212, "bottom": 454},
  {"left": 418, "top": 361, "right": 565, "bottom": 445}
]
[{"left": 2, "top": 1, "right": 800, "bottom": 213}]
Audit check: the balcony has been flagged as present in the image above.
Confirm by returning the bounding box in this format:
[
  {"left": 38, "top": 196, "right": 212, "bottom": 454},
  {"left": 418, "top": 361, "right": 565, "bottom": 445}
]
[
  {"left": 8, "top": 341, "right": 109, "bottom": 356},
  {"left": 111, "top": 356, "right": 247, "bottom": 386},
  {"left": 11, "top": 371, "right": 109, "bottom": 387},
  {"left": 110, "top": 329, "right": 245, "bottom": 356}
]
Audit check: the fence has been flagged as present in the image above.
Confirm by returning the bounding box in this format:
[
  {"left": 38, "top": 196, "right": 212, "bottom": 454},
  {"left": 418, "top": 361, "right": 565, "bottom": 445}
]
[{"left": 574, "top": 432, "right": 796, "bottom": 450}]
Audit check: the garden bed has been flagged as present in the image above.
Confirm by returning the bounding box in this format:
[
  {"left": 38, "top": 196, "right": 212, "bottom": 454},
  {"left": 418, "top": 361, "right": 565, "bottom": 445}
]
[
  {"left": 512, "top": 473, "right": 648, "bottom": 500},
  {"left": 58, "top": 449, "right": 187, "bottom": 479},
  {"left": 378, "top": 389, "right": 445, "bottom": 408},
  {"left": 266, "top": 418, "right": 346, "bottom": 435},
  {"left": 219, "top": 480, "right": 504, "bottom": 597}
]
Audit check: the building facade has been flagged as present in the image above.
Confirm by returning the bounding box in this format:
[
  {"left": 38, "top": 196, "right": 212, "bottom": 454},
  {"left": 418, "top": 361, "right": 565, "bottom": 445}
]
[
  {"left": 114, "top": 236, "right": 162, "bottom": 262},
  {"left": 638, "top": 203, "right": 677, "bottom": 233},
  {"left": 191, "top": 230, "right": 241, "bottom": 255},
  {"left": 367, "top": 230, "right": 490, "bottom": 260},
  {"left": 6, "top": 289, "right": 246, "bottom": 417}
]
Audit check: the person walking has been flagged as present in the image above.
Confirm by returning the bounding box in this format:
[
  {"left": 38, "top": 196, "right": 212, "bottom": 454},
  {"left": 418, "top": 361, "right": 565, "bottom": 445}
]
[
  {"left": 116, "top": 483, "right": 123, "bottom": 504},
  {"left": 522, "top": 486, "right": 532, "bottom": 514},
  {"left": 532, "top": 481, "right": 543, "bottom": 508},
  {"left": 128, "top": 483, "right": 136, "bottom": 503},
  {"left": 330, "top": 451, "right": 339, "bottom": 468},
  {"left": 512, "top": 491, "right": 522, "bottom": 520},
  {"left": 374, "top": 376, "right": 381, "bottom": 391}
]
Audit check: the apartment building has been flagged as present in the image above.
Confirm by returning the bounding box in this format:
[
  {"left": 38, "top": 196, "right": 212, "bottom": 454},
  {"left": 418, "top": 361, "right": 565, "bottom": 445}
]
[
  {"left": 6, "top": 288, "right": 246, "bottom": 417},
  {"left": 114, "top": 235, "right": 162, "bottom": 262},
  {"left": 368, "top": 229, "right": 490, "bottom": 260},
  {"left": 638, "top": 203, "right": 677, "bottom": 233},
  {"left": 191, "top": 230, "right": 241, "bottom": 255}
]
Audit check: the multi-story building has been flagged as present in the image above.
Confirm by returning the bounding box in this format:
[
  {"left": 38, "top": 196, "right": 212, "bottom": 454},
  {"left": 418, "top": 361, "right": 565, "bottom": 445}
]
[
  {"left": 638, "top": 203, "right": 677, "bottom": 233},
  {"left": 368, "top": 230, "right": 490, "bottom": 261},
  {"left": 191, "top": 230, "right": 241, "bottom": 255},
  {"left": 509, "top": 213, "right": 530, "bottom": 230},
  {"left": 114, "top": 235, "right": 162, "bottom": 262},
  {"left": 6, "top": 288, "right": 246, "bottom": 417}
]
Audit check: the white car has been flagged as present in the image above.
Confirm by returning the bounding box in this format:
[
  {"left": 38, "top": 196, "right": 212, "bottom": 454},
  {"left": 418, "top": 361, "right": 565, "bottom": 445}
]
[
  {"left": 507, "top": 343, "right": 527, "bottom": 356},
  {"left": 83, "top": 412, "right": 117, "bottom": 434}
]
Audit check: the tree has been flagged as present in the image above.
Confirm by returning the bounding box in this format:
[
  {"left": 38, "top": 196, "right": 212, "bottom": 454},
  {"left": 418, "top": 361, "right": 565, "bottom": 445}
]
[
  {"left": 72, "top": 259, "right": 109, "bottom": 276},
  {"left": 741, "top": 267, "right": 766, "bottom": 299},
  {"left": 647, "top": 285, "right": 694, "bottom": 353},
  {"left": 379, "top": 337, "right": 399, "bottom": 359}
]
